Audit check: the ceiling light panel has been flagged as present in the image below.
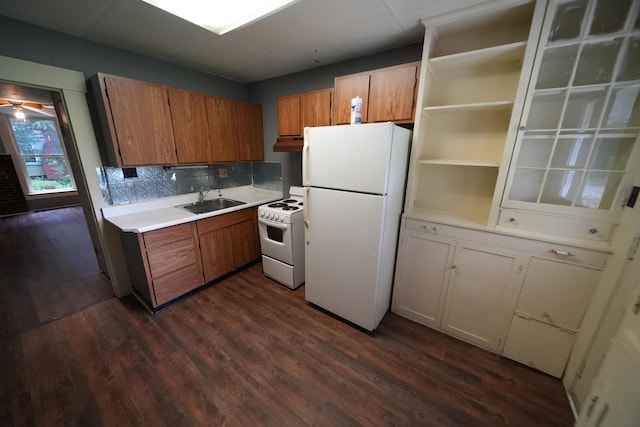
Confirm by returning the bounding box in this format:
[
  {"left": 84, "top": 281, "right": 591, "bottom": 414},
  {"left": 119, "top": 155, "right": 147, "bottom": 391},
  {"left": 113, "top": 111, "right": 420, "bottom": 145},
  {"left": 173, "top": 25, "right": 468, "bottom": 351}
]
[{"left": 141, "top": 0, "right": 300, "bottom": 35}]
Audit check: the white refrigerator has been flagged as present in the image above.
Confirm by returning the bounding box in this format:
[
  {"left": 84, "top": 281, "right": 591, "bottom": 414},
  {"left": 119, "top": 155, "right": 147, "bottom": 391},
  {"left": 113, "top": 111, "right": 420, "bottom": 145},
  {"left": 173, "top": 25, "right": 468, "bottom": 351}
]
[{"left": 302, "top": 122, "right": 411, "bottom": 331}]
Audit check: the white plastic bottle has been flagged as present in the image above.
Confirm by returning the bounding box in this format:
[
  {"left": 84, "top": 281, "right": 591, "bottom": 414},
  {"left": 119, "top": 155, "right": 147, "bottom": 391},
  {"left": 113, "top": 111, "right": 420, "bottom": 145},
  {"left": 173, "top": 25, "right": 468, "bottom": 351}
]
[{"left": 350, "top": 96, "right": 362, "bottom": 125}]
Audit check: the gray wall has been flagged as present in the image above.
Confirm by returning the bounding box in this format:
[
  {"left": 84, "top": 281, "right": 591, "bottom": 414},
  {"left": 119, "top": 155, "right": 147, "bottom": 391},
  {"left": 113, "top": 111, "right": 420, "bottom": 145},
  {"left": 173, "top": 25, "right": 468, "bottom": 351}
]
[
  {"left": 248, "top": 43, "right": 423, "bottom": 193},
  {"left": 0, "top": 15, "right": 422, "bottom": 196},
  {"left": 0, "top": 16, "right": 247, "bottom": 101}
]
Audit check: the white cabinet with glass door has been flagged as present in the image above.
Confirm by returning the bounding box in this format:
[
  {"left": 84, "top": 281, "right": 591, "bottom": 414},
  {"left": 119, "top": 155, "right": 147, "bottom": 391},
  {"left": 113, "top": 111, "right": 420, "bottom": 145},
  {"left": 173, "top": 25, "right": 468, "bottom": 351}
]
[{"left": 501, "top": 0, "right": 640, "bottom": 243}]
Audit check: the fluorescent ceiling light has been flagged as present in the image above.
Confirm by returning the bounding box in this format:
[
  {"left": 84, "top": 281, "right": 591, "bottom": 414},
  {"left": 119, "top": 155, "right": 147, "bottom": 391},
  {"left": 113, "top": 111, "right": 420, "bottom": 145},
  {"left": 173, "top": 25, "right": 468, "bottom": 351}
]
[{"left": 141, "top": 0, "right": 299, "bottom": 35}]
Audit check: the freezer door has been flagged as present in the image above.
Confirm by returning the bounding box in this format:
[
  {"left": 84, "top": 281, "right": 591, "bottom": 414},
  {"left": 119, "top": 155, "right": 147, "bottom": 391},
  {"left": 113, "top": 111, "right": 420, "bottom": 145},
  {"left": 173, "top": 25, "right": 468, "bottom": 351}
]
[
  {"left": 303, "top": 123, "right": 395, "bottom": 194},
  {"left": 304, "top": 187, "right": 387, "bottom": 331}
]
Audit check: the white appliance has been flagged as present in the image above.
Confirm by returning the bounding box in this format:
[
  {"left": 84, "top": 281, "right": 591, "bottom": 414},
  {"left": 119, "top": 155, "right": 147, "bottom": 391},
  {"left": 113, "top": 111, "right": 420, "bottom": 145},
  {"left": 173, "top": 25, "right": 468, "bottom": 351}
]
[
  {"left": 302, "top": 122, "right": 411, "bottom": 331},
  {"left": 258, "top": 186, "right": 305, "bottom": 289}
]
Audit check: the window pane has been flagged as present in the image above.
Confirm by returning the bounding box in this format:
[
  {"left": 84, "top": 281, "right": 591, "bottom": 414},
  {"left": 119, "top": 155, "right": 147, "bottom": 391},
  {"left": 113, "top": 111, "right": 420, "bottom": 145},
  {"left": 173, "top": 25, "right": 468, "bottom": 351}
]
[
  {"left": 617, "top": 35, "right": 640, "bottom": 81},
  {"left": 576, "top": 172, "right": 623, "bottom": 209},
  {"left": 589, "top": 135, "right": 636, "bottom": 170},
  {"left": 535, "top": 44, "right": 579, "bottom": 89},
  {"left": 602, "top": 85, "right": 640, "bottom": 128},
  {"left": 562, "top": 88, "right": 607, "bottom": 129},
  {"left": 573, "top": 39, "right": 622, "bottom": 86},
  {"left": 550, "top": 135, "right": 593, "bottom": 168},
  {"left": 589, "top": 0, "right": 632, "bottom": 35},
  {"left": 510, "top": 169, "right": 544, "bottom": 202},
  {"left": 548, "top": 0, "right": 588, "bottom": 42},
  {"left": 517, "top": 135, "right": 554, "bottom": 167},
  {"left": 10, "top": 118, "right": 64, "bottom": 156},
  {"left": 541, "top": 170, "right": 583, "bottom": 206},
  {"left": 22, "top": 155, "right": 74, "bottom": 192}
]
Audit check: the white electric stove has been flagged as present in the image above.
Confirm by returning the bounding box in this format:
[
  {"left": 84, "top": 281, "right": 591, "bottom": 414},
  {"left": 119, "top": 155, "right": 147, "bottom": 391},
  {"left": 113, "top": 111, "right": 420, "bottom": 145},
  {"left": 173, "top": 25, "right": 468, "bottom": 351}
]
[{"left": 258, "top": 186, "right": 305, "bottom": 289}]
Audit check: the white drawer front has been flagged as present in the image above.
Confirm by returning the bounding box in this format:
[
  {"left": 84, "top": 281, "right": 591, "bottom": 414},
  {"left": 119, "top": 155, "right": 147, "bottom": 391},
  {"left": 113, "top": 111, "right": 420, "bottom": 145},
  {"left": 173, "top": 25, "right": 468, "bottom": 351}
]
[
  {"left": 498, "top": 209, "right": 613, "bottom": 242},
  {"left": 503, "top": 315, "right": 575, "bottom": 378},
  {"left": 516, "top": 258, "right": 600, "bottom": 330}
]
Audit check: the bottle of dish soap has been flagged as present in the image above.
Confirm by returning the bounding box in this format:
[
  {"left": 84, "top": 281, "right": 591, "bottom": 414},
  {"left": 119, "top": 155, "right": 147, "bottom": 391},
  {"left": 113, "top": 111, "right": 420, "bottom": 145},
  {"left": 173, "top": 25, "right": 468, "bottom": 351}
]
[{"left": 350, "top": 96, "right": 362, "bottom": 125}]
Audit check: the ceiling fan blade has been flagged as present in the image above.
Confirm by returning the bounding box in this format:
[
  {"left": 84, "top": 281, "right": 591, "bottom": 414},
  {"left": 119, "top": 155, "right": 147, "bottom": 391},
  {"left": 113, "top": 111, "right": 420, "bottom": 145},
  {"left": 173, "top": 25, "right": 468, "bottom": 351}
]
[{"left": 23, "top": 105, "right": 56, "bottom": 117}]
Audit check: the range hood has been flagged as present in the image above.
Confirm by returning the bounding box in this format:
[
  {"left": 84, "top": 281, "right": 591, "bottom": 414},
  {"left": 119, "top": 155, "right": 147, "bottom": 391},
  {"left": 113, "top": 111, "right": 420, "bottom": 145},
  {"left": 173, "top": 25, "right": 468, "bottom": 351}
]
[{"left": 273, "top": 136, "right": 304, "bottom": 152}]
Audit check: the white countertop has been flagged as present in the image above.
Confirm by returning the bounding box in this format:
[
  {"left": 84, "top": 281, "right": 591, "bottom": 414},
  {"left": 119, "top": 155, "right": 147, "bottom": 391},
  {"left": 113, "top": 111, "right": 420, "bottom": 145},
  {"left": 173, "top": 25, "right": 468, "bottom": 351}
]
[{"left": 102, "top": 185, "right": 282, "bottom": 233}]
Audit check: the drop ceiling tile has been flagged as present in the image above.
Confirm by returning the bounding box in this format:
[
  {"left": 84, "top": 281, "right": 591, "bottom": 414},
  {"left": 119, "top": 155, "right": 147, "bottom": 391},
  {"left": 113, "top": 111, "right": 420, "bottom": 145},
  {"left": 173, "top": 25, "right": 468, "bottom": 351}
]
[
  {"left": 84, "top": 1, "right": 216, "bottom": 60},
  {"left": 228, "top": 0, "right": 396, "bottom": 57}
]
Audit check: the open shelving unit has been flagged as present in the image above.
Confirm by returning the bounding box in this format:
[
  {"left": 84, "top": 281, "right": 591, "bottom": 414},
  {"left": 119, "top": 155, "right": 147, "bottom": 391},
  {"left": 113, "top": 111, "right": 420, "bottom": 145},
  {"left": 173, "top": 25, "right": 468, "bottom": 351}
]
[{"left": 405, "top": 1, "right": 540, "bottom": 227}]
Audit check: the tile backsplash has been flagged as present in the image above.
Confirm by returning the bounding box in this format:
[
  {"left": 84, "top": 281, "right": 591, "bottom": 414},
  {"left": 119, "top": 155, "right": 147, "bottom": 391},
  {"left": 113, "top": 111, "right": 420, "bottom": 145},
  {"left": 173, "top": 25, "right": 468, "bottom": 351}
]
[{"left": 97, "top": 161, "right": 281, "bottom": 205}]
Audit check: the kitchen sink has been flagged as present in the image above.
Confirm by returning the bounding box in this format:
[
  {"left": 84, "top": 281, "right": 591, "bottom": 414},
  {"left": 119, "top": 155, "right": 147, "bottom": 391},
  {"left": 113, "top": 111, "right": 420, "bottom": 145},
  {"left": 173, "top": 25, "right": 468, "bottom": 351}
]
[{"left": 179, "top": 198, "right": 245, "bottom": 214}]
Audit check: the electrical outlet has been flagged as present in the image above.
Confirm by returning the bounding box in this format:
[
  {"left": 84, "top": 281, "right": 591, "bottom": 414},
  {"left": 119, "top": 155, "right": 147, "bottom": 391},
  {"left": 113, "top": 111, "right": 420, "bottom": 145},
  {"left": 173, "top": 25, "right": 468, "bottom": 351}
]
[{"left": 219, "top": 168, "right": 228, "bottom": 178}]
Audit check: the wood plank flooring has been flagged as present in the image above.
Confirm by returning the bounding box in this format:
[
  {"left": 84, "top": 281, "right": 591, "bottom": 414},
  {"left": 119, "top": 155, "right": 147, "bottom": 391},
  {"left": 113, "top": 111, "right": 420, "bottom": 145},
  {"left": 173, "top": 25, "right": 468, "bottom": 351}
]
[{"left": 0, "top": 207, "right": 575, "bottom": 426}]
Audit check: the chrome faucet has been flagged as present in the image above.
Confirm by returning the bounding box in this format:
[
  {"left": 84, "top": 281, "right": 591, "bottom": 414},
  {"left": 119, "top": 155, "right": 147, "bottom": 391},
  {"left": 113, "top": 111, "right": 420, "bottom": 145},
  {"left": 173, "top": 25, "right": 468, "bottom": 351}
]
[{"left": 198, "top": 187, "right": 222, "bottom": 203}]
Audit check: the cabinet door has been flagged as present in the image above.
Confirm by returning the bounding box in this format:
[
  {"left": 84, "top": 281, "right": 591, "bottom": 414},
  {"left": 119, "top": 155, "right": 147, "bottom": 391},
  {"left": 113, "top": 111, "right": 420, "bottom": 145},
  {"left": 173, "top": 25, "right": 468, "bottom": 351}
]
[
  {"left": 168, "top": 88, "right": 211, "bottom": 164},
  {"left": 206, "top": 96, "right": 237, "bottom": 162},
  {"left": 301, "top": 89, "right": 332, "bottom": 128},
  {"left": 441, "top": 242, "right": 526, "bottom": 351},
  {"left": 277, "top": 95, "right": 301, "bottom": 136},
  {"left": 503, "top": 0, "right": 640, "bottom": 225},
  {"left": 199, "top": 227, "right": 235, "bottom": 282},
  {"left": 368, "top": 63, "right": 417, "bottom": 123},
  {"left": 517, "top": 257, "right": 601, "bottom": 329},
  {"left": 502, "top": 314, "right": 575, "bottom": 378},
  {"left": 235, "top": 101, "right": 264, "bottom": 161},
  {"left": 333, "top": 74, "right": 370, "bottom": 125},
  {"left": 231, "top": 217, "right": 260, "bottom": 268},
  {"left": 392, "top": 231, "right": 455, "bottom": 329},
  {"left": 102, "top": 75, "right": 176, "bottom": 166}
]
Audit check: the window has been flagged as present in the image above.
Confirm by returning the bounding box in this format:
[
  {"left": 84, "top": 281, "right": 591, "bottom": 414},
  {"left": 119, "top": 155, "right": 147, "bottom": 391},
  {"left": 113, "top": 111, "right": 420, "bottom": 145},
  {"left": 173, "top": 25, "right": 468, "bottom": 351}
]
[{"left": 7, "top": 117, "right": 76, "bottom": 194}]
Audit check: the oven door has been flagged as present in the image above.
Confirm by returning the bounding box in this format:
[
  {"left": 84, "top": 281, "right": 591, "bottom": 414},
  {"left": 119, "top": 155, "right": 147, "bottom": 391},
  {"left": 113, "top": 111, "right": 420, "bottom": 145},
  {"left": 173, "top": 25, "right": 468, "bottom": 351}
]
[{"left": 258, "top": 218, "right": 294, "bottom": 265}]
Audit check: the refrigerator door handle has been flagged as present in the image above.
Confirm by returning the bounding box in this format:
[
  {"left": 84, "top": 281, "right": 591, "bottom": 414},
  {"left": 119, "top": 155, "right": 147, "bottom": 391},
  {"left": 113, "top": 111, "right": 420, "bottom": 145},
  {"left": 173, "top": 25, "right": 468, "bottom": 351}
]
[
  {"left": 303, "top": 186, "right": 310, "bottom": 243},
  {"left": 302, "top": 127, "right": 310, "bottom": 186}
]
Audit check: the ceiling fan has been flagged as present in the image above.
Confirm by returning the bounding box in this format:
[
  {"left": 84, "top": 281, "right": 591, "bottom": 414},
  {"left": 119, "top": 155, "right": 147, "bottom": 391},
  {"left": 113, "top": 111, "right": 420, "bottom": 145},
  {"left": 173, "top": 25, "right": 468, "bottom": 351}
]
[{"left": 0, "top": 97, "right": 56, "bottom": 118}]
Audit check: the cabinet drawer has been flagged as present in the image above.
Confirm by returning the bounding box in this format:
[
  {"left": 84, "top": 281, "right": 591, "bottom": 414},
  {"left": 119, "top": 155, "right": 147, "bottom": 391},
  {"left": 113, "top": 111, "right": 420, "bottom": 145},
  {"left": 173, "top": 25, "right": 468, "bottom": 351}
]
[
  {"left": 152, "top": 263, "right": 203, "bottom": 305},
  {"left": 503, "top": 314, "right": 575, "bottom": 378},
  {"left": 143, "top": 223, "right": 194, "bottom": 249},
  {"left": 197, "top": 208, "right": 255, "bottom": 234},
  {"left": 517, "top": 258, "right": 600, "bottom": 330},
  {"left": 498, "top": 209, "right": 613, "bottom": 242},
  {"left": 146, "top": 238, "right": 199, "bottom": 278}
]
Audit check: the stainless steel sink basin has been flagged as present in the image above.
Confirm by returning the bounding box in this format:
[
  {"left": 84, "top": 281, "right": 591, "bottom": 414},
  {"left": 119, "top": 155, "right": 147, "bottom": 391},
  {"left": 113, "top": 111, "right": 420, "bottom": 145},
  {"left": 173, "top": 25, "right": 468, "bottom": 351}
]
[{"left": 179, "top": 198, "right": 245, "bottom": 214}]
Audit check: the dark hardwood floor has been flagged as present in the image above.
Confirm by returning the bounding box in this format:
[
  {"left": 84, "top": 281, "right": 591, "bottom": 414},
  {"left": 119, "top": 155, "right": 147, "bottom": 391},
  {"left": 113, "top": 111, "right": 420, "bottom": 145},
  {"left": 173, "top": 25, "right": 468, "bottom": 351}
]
[{"left": 0, "top": 207, "right": 575, "bottom": 426}]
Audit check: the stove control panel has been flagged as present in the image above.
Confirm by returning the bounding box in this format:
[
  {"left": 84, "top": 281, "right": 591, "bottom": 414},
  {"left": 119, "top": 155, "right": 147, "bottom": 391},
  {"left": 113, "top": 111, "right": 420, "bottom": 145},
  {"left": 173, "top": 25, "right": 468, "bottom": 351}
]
[{"left": 258, "top": 210, "right": 289, "bottom": 224}]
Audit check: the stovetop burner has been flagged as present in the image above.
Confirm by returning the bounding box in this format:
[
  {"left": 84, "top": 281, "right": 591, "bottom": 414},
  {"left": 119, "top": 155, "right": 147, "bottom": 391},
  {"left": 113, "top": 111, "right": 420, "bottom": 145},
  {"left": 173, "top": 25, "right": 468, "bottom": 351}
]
[
  {"left": 268, "top": 202, "right": 289, "bottom": 208},
  {"left": 282, "top": 206, "right": 299, "bottom": 211},
  {"left": 282, "top": 199, "right": 298, "bottom": 203}
]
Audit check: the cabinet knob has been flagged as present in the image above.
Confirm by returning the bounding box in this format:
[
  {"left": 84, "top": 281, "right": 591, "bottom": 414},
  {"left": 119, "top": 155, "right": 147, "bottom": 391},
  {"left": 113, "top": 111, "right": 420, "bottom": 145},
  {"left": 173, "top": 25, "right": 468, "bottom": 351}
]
[
  {"left": 589, "top": 228, "right": 598, "bottom": 234},
  {"left": 509, "top": 217, "right": 516, "bottom": 223},
  {"left": 449, "top": 264, "right": 457, "bottom": 269},
  {"left": 519, "top": 125, "right": 526, "bottom": 131}
]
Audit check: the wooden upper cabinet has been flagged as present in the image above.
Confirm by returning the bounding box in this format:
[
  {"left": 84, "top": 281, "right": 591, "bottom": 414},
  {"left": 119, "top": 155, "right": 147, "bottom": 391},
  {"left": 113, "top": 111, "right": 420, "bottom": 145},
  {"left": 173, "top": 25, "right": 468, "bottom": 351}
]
[
  {"left": 333, "top": 62, "right": 419, "bottom": 125},
  {"left": 301, "top": 89, "right": 332, "bottom": 129},
  {"left": 99, "top": 74, "right": 177, "bottom": 166},
  {"left": 168, "top": 88, "right": 211, "bottom": 164},
  {"left": 277, "top": 96, "right": 301, "bottom": 136},
  {"left": 368, "top": 64, "right": 418, "bottom": 123},
  {"left": 207, "top": 96, "right": 264, "bottom": 162},
  {"left": 333, "top": 74, "right": 370, "bottom": 125},
  {"left": 235, "top": 101, "right": 264, "bottom": 161},
  {"left": 206, "top": 96, "right": 238, "bottom": 162}
]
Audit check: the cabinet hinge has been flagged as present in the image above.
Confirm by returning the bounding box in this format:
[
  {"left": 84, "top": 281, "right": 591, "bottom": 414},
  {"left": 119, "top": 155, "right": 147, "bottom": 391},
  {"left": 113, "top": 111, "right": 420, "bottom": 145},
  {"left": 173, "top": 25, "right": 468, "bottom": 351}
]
[{"left": 575, "top": 359, "right": 587, "bottom": 379}]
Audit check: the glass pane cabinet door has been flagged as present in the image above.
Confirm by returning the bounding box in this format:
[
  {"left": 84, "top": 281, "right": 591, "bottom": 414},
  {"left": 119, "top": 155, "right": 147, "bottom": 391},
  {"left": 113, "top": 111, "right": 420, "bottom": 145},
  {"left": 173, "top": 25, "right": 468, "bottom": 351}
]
[{"left": 506, "top": 0, "right": 640, "bottom": 218}]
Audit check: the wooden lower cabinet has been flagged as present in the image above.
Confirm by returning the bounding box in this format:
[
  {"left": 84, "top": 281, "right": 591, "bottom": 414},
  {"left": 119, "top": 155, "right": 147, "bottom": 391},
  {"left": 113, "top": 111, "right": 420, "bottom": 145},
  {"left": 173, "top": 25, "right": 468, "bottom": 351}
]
[
  {"left": 122, "top": 208, "right": 260, "bottom": 310},
  {"left": 392, "top": 217, "right": 607, "bottom": 377},
  {"left": 197, "top": 207, "right": 260, "bottom": 283},
  {"left": 122, "top": 222, "right": 203, "bottom": 309}
]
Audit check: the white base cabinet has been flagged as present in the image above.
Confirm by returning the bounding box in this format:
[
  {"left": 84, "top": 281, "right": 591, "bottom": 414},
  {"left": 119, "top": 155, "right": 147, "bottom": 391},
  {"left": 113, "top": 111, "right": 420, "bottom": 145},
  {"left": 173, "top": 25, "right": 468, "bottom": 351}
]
[
  {"left": 393, "top": 220, "right": 528, "bottom": 353},
  {"left": 502, "top": 257, "right": 601, "bottom": 377},
  {"left": 392, "top": 217, "right": 607, "bottom": 376}
]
